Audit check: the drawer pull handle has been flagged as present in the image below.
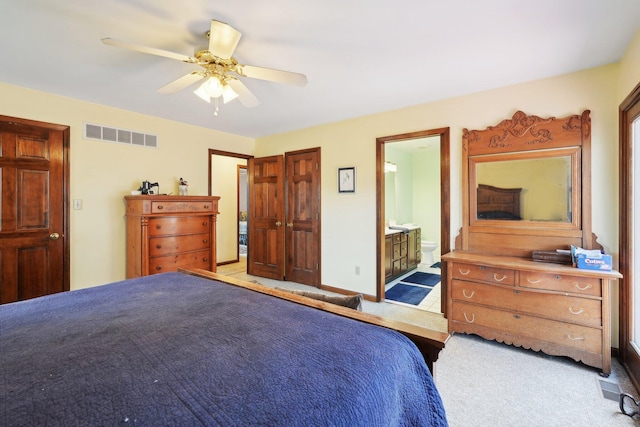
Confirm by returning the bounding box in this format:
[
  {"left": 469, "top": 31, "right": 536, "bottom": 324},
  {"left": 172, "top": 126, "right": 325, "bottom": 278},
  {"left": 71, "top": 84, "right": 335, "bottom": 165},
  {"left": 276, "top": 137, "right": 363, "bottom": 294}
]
[
  {"left": 157, "top": 205, "right": 163, "bottom": 210},
  {"left": 156, "top": 225, "right": 161, "bottom": 230},
  {"left": 156, "top": 266, "right": 162, "bottom": 271},
  {"left": 156, "top": 244, "right": 162, "bottom": 249},
  {"left": 204, "top": 205, "right": 209, "bottom": 209},
  {"left": 463, "top": 312, "right": 475, "bottom": 323},
  {"left": 567, "top": 334, "right": 585, "bottom": 341},
  {"left": 493, "top": 273, "right": 507, "bottom": 282},
  {"left": 568, "top": 306, "right": 585, "bottom": 315},
  {"left": 203, "top": 257, "right": 208, "bottom": 262},
  {"left": 458, "top": 269, "right": 470, "bottom": 275},
  {"left": 462, "top": 290, "right": 475, "bottom": 299},
  {"left": 526, "top": 278, "right": 541, "bottom": 284},
  {"left": 203, "top": 239, "right": 208, "bottom": 243},
  {"left": 574, "top": 283, "right": 592, "bottom": 291},
  {"left": 203, "top": 222, "right": 208, "bottom": 226}
]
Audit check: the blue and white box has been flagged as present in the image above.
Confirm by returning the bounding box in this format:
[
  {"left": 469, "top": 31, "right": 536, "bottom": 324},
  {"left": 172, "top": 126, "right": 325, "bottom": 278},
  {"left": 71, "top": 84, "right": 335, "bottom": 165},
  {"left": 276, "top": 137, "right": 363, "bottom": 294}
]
[{"left": 576, "top": 253, "right": 613, "bottom": 271}]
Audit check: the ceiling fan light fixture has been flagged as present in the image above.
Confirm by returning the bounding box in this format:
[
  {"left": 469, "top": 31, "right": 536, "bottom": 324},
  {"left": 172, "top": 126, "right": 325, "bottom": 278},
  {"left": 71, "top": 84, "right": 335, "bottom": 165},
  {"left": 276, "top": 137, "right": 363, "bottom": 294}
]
[
  {"left": 194, "top": 80, "right": 212, "bottom": 103},
  {"left": 194, "top": 77, "right": 225, "bottom": 102},
  {"left": 222, "top": 83, "right": 239, "bottom": 104}
]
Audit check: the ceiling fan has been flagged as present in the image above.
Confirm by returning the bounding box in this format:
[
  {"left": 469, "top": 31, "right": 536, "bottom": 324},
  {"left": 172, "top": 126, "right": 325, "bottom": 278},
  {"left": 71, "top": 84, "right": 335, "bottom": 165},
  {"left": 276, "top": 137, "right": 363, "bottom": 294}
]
[{"left": 102, "top": 20, "right": 307, "bottom": 112}]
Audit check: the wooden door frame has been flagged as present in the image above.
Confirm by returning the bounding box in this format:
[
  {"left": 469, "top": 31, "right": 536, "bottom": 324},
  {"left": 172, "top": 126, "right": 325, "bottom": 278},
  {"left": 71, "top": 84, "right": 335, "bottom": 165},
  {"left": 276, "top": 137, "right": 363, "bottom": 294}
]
[
  {"left": 208, "top": 149, "right": 253, "bottom": 266},
  {"left": 0, "top": 114, "right": 70, "bottom": 294},
  {"left": 619, "top": 81, "right": 640, "bottom": 390},
  {"left": 237, "top": 164, "right": 247, "bottom": 261},
  {"left": 376, "top": 128, "right": 450, "bottom": 309}
]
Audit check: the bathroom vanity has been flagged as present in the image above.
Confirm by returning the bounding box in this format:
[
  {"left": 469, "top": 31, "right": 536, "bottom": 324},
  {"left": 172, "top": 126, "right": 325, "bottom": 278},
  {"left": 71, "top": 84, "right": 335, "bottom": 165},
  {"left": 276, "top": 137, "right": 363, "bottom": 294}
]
[{"left": 384, "top": 226, "right": 421, "bottom": 283}]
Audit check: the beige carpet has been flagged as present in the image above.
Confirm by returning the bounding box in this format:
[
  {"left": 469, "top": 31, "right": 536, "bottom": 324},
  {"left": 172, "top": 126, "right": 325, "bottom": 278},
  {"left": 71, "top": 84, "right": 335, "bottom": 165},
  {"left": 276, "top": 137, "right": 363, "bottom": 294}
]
[{"left": 436, "top": 334, "right": 638, "bottom": 426}]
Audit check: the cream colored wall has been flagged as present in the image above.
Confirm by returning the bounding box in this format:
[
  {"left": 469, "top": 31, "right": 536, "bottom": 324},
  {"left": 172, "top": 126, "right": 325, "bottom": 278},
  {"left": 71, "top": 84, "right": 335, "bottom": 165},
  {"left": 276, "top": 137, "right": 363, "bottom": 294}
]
[
  {"left": 0, "top": 82, "right": 254, "bottom": 290},
  {"left": 256, "top": 64, "right": 621, "bottom": 300},
  {"left": 619, "top": 29, "right": 640, "bottom": 100}
]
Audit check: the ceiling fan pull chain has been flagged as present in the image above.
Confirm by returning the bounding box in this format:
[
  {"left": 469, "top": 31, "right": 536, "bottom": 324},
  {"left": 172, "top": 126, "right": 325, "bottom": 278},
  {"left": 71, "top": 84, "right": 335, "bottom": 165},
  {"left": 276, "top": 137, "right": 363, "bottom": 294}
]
[{"left": 214, "top": 97, "right": 219, "bottom": 116}]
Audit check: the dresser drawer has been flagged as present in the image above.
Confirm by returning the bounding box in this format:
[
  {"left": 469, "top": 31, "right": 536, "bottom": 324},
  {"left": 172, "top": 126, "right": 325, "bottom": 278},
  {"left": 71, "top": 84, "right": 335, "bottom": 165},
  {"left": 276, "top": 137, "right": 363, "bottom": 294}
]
[
  {"left": 149, "top": 233, "right": 211, "bottom": 256},
  {"left": 451, "top": 262, "right": 515, "bottom": 286},
  {"left": 393, "top": 244, "right": 401, "bottom": 258},
  {"left": 451, "top": 302, "right": 602, "bottom": 354},
  {"left": 151, "top": 200, "right": 215, "bottom": 213},
  {"left": 392, "top": 233, "right": 406, "bottom": 243},
  {"left": 149, "top": 250, "right": 211, "bottom": 274},
  {"left": 451, "top": 280, "right": 602, "bottom": 327},
  {"left": 519, "top": 271, "right": 601, "bottom": 297},
  {"left": 149, "top": 217, "right": 211, "bottom": 236}
]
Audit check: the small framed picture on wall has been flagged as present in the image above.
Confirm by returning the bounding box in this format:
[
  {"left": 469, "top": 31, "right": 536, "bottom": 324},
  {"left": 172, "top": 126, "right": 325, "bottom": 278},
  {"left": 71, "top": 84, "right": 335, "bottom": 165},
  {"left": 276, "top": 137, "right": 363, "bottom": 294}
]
[{"left": 338, "top": 167, "right": 356, "bottom": 193}]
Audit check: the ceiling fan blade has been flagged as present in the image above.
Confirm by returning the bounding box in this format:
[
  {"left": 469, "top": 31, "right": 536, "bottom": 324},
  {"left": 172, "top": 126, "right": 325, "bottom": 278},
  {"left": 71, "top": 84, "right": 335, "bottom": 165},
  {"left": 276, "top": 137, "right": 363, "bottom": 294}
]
[
  {"left": 238, "top": 64, "right": 307, "bottom": 86},
  {"left": 157, "top": 71, "right": 205, "bottom": 94},
  {"left": 227, "top": 79, "right": 260, "bottom": 108},
  {"left": 102, "top": 38, "right": 196, "bottom": 63},
  {"left": 208, "top": 20, "right": 242, "bottom": 60}
]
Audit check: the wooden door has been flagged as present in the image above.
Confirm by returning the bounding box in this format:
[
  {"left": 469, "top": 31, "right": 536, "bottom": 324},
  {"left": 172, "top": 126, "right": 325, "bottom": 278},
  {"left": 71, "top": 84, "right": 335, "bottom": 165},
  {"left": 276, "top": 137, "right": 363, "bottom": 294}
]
[
  {"left": 285, "top": 148, "right": 321, "bottom": 287},
  {"left": 0, "top": 116, "right": 69, "bottom": 304},
  {"left": 248, "top": 155, "right": 285, "bottom": 279}
]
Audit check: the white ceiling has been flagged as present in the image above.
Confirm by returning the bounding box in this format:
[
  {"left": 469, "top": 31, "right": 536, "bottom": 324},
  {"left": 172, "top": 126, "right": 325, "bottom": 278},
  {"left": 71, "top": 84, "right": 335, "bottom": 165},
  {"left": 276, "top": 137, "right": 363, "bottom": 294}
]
[{"left": 2, "top": 0, "right": 640, "bottom": 138}]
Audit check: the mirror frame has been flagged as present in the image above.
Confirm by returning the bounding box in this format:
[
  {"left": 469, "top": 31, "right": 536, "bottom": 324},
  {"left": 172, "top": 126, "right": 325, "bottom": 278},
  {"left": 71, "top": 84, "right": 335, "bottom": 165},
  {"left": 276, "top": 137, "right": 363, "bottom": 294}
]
[
  {"left": 458, "top": 110, "right": 595, "bottom": 257},
  {"left": 469, "top": 147, "right": 581, "bottom": 229}
]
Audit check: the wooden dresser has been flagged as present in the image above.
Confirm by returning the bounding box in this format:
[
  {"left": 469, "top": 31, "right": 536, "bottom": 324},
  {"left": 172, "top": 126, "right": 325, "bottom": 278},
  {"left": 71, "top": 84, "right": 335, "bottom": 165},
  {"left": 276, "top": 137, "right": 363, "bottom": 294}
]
[
  {"left": 125, "top": 195, "right": 220, "bottom": 278},
  {"left": 443, "top": 251, "right": 621, "bottom": 375}
]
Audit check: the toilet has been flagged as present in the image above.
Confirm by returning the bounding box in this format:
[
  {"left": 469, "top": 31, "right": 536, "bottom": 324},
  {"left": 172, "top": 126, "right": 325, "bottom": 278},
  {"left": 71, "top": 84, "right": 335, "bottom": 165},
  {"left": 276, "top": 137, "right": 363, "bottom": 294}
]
[{"left": 420, "top": 241, "right": 438, "bottom": 267}]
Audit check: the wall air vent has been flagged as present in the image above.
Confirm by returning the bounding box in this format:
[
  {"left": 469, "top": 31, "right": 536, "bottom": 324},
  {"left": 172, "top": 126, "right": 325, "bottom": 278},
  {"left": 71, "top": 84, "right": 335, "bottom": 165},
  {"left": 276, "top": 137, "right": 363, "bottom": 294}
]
[{"left": 83, "top": 123, "right": 158, "bottom": 148}]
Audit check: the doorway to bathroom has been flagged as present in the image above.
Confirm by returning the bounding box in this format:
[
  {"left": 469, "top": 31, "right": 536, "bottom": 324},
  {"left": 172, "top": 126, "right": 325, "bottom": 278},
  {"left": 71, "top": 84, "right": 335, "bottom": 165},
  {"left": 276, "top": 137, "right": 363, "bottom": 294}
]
[{"left": 376, "top": 128, "right": 450, "bottom": 314}]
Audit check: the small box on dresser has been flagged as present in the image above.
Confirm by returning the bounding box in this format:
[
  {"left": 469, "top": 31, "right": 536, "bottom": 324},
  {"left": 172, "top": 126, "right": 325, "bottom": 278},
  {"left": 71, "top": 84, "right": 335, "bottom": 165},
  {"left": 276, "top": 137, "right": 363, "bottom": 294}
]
[{"left": 125, "top": 195, "right": 220, "bottom": 278}]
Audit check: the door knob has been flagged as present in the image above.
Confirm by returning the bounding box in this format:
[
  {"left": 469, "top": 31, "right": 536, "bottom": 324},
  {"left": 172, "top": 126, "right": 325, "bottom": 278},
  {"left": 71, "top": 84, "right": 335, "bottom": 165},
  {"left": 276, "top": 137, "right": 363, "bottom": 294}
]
[
  {"left": 49, "top": 232, "right": 60, "bottom": 240},
  {"left": 286, "top": 223, "right": 294, "bottom": 227},
  {"left": 275, "top": 221, "right": 282, "bottom": 226}
]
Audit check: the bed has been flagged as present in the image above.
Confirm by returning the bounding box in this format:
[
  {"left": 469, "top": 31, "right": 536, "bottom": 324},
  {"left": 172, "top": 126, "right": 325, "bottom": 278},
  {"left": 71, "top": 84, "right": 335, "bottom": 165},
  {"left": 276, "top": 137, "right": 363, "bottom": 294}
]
[
  {"left": 476, "top": 183, "right": 522, "bottom": 220},
  {"left": 1, "top": 269, "right": 448, "bottom": 426}
]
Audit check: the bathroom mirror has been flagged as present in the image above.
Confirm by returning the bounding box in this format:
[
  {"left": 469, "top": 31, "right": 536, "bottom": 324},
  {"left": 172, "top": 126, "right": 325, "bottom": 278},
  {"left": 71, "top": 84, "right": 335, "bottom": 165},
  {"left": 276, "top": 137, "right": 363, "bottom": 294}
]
[{"left": 470, "top": 147, "right": 579, "bottom": 226}]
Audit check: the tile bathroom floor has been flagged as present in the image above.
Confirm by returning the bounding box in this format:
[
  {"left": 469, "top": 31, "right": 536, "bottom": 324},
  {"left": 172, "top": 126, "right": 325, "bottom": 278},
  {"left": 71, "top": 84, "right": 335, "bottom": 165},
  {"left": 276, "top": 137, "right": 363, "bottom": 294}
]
[{"left": 384, "top": 264, "right": 443, "bottom": 314}]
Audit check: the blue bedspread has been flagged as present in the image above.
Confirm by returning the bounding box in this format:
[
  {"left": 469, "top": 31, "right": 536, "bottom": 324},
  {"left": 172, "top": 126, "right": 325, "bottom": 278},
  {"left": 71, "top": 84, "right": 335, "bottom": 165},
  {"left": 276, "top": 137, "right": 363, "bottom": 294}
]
[{"left": 1, "top": 272, "right": 447, "bottom": 426}]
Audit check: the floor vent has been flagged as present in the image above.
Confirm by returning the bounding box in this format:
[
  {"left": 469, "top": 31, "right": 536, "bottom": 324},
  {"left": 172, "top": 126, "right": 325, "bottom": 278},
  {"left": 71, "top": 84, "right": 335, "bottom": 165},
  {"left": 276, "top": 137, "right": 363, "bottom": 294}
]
[
  {"left": 598, "top": 378, "right": 621, "bottom": 402},
  {"left": 83, "top": 123, "right": 158, "bottom": 148}
]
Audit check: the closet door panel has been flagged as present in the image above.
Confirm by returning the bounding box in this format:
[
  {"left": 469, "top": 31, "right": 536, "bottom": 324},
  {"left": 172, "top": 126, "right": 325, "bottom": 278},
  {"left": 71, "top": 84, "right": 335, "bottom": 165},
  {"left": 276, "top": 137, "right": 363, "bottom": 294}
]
[
  {"left": 286, "top": 148, "right": 320, "bottom": 287},
  {"left": 248, "top": 155, "right": 285, "bottom": 280}
]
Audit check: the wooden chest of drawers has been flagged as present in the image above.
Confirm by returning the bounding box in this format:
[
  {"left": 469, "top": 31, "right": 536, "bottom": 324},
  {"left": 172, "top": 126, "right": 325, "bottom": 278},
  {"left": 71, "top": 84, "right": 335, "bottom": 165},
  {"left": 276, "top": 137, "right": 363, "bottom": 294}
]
[
  {"left": 442, "top": 251, "right": 621, "bottom": 375},
  {"left": 125, "top": 195, "right": 220, "bottom": 278}
]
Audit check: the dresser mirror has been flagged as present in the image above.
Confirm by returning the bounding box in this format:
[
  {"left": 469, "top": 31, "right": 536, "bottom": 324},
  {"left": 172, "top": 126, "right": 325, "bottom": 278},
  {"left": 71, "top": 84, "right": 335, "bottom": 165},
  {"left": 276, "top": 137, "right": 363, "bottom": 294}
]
[
  {"left": 470, "top": 147, "right": 579, "bottom": 226},
  {"left": 459, "top": 110, "right": 595, "bottom": 256}
]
